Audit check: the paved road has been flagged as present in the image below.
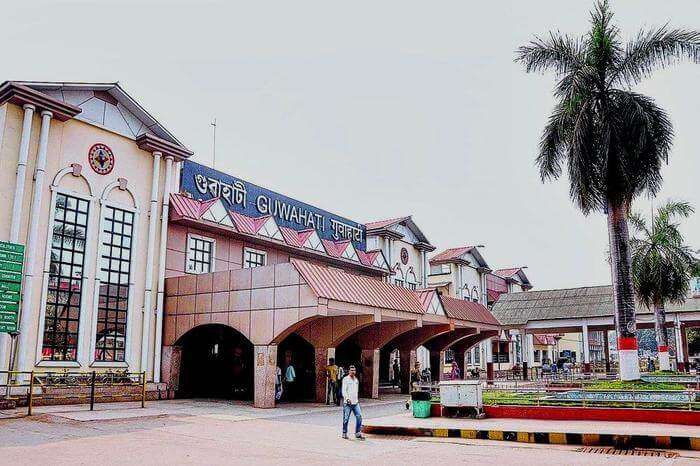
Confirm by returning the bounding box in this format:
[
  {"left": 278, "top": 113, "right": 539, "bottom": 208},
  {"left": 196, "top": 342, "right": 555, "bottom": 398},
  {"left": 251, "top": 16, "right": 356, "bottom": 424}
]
[{"left": 1, "top": 399, "right": 698, "bottom": 465}]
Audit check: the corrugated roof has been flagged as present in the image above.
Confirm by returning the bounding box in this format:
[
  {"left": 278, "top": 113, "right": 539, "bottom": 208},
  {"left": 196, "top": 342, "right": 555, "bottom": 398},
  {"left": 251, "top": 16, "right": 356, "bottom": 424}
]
[
  {"left": 491, "top": 285, "right": 700, "bottom": 326},
  {"left": 440, "top": 295, "right": 500, "bottom": 326},
  {"left": 291, "top": 258, "right": 425, "bottom": 314}
]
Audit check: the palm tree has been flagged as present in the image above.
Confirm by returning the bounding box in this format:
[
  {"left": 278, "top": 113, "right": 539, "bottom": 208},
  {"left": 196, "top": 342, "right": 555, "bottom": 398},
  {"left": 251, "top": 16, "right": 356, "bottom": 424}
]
[
  {"left": 630, "top": 201, "right": 696, "bottom": 371},
  {"left": 516, "top": 1, "right": 700, "bottom": 380}
]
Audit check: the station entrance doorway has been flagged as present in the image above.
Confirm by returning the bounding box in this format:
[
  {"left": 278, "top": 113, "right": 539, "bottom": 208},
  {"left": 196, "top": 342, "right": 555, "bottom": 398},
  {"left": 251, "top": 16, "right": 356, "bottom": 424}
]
[
  {"left": 277, "top": 333, "right": 315, "bottom": 402},
  {"left": 176, "top": 324, "right": 253, "bottom": 400}
]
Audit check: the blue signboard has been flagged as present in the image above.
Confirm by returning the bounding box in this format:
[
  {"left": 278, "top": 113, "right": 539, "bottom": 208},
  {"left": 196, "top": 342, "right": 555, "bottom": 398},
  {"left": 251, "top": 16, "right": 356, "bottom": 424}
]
[{"left": 180, "top": 161, "right": 366, "bottom": 251}]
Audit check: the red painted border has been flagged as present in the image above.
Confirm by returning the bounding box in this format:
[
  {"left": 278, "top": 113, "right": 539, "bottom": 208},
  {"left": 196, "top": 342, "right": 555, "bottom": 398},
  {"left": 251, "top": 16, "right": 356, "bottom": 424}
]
[
  {"left": 618, "top": 337, "right": 638, "bottom": 350},
  {"left": 485, "top": 405, "right": 700, "bottom": 426}
]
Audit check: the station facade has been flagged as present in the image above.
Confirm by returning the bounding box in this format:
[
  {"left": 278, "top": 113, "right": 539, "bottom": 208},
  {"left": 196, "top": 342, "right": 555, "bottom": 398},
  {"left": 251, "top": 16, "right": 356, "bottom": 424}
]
[
  {"left": 161, "top": 162, "right": 499, "bottom": 407},
  {"left": 0, "top": 81, "right": 191, "bottom": 382}
]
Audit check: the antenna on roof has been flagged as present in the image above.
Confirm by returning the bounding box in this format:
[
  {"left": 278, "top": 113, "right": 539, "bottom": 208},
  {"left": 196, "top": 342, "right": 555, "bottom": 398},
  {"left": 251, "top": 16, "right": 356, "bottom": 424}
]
[{"left": 211, "top": 117, "right": 217, "bottom": 167}]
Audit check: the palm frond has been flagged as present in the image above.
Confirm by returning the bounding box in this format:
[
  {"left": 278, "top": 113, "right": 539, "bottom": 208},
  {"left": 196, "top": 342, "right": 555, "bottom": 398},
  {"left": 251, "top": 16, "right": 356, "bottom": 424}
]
[
  {"left": 613, "top": 26, "right": 700, "bottom": 86},
  {"left": 515, "top": 32, "right": 585, "bottom": 75}
]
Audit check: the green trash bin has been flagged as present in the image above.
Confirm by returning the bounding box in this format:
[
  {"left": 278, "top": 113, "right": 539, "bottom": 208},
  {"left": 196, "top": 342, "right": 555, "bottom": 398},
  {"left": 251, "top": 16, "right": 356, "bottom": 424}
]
[
  {"left": 411, "top": 391, "right": 432, "bottom": 418},
  {"left": 412, "top": 400, "right": 431, "bottom": 418}
]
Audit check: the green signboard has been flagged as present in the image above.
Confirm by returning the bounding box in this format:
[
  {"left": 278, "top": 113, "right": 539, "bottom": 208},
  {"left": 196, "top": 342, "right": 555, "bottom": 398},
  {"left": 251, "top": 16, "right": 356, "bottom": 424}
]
[{"left": 0, "top": 241, "right": 23, "bottom": 333}]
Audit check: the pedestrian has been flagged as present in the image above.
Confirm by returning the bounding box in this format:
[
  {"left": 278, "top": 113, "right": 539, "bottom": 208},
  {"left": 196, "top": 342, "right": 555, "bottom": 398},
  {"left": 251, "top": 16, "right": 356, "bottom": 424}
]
[
  {"left": 285, "top": 361, "right": 296, "bottom": 401},
  {"left": 326, "top": 358, "right": 339, "bottom": 405},
  {"left": 450, "top": 361, "right": 461, "bottom": 380},
  {"left": 341, "top": 365, "right": 364, "bottom": 440},
  {"left": 336, "top": 365, "right": 345, "bottom": 405},
  {"left": 392, "top": 358, "right": 400, "bottom": 388}
]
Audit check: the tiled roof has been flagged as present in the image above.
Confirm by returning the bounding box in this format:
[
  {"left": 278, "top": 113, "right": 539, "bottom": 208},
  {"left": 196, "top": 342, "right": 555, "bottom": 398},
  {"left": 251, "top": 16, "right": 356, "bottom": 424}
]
[
  {"left": 491, "top": 285, "right": 700, "bottom": 326},
  {"left": 365, "top": 216, "right": 409, "bottom": 230},
  {"left": 229, "top": 211, "right": 269, "bottom": 235},
  {"left": 415, "top": 289, "right": 438, "bottom": 311},
  {"left": 279, "top": 226, "right": 304, "bottom": 247},
  {"left": 440, "top": 295, "right": 500, "bottom": 326},
  {"left": 291, "top": 258, "right": 425, "bottom": 314},
  {"left": 487, "top": 289, "right": 502, "bottom": 303},
  {"left": 487, "top": 273, "right": 508, "bottom": 293},
  {"left": 170, "top": 193, "right": 218, "bottom": 219},
  {"left": 430, "top": 246, "right": 475, "bottom": 263},
  {"left": 357, "top": 250, "right": 380, "bottom": 268},
  {"left": 494, "top": 268, "right": 521, "bottom": 279}
]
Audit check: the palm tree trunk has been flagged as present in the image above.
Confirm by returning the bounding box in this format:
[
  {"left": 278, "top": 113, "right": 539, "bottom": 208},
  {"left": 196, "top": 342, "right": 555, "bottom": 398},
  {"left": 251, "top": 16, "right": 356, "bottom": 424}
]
[
  {"left": 607, "top": 202, "right": 641, "bottom": 381},
  {"left": 653, "top": 300, "right": 671, "bottom": 371}
]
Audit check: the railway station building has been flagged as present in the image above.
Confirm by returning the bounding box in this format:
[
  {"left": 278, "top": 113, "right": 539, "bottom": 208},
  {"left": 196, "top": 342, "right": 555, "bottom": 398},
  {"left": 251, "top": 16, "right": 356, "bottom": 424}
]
[{"left": 161, "top": 161, "right": 499, "bottom": 407}]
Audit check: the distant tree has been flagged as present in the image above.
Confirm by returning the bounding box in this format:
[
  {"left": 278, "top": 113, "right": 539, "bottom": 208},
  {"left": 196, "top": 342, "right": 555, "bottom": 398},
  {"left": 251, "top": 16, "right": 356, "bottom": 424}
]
[
  {"left": 516, "top": 0, "right": 700, "bottom": 379},
  {"left": 630, "top": 201, "right": 696, "bottom": 370}
]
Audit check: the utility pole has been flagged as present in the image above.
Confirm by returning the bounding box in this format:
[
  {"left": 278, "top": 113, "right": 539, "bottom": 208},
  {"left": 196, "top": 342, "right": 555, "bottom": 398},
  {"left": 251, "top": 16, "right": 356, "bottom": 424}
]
[{"left": 211, "top": 117, "right": 217, "bottom": 168}]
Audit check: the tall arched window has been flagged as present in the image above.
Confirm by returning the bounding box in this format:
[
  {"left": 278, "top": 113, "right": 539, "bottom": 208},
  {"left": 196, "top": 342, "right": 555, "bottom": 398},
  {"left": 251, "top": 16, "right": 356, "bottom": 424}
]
[{"left": 43, "top": 192, "right": 91, "bottom": 361}]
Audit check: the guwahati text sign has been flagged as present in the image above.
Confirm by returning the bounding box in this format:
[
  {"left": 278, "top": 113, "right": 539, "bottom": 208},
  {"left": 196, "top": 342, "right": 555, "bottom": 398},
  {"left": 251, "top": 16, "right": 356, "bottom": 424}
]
[
  {"left": 180, "top": 161, "right": 367, "bottom": 250},
  {"left": 0, "top": 241, "right": 23, "bottom": 333}
]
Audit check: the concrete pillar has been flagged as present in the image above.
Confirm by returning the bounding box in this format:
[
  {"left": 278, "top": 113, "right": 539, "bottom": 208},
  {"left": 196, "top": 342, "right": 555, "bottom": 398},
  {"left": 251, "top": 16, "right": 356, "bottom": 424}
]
[
  {"left": 141, "top": 152, "right": 162, "bottom": 375},
  {"left": 681, "top": 325, "right": 690, "bottom": 373},
  {"left": 430, "top": 350, "right": 441, "bottom": 381},
  {"left": 399, "top": 348, "right": 416, "bottom": 394},
  {"left": 0, "top": 104, "right": 35, "bottom": 381},
  {"left": 674, "top": 320, "right": 686, "bottom": 372},
  {"left": 582, "top": 324, "right": 591, "bottom": 373},
  {"left": 17, "top": 110, "right": 52, "bottom": 373},
  {"left": 603, "top": 330, "right": 611, "bottom": 373},
  {"left": 360, "top": 349, "right": 379, "bottom": 399},
  {"left": 160, "top": 345, "right": 182, "bottom": 398},
  {"left": 314, "top": 347, "right": 335, "bottom": 403},
  {"left": 485, "top": 338, "right": 494, "bottom": 384},
  {"left": 521, "top": 330, "right": 529, "bottom": 380},
  {"left": 154, "top": 155, "right": 175, "bottom": 382},
  {"left": 453, "top": 349, "right": 465, "bottom": 379},
  {"left": 254, "top": 345, "right": 278, "bottom": 408}
]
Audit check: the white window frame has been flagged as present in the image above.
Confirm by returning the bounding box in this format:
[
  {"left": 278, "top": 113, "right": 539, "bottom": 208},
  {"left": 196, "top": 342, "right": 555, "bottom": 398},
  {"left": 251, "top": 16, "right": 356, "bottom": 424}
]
[
  {"left": 186, "top": 233, "right": 216, "bottom": 274},
  {"left": 243, "top": 246, "right": 267, "bottom": 269},
  {"left": 89, "top": 192, "right": 140, "bottom": 368},
  {"left": 36, "top": 187, "right": 95, "bottom": 368}
]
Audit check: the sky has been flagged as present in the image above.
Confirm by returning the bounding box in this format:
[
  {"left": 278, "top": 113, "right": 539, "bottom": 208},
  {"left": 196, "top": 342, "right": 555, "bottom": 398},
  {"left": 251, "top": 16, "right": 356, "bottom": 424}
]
[{"left": 5, "top": 0, "right": 699, "bottom": 289}]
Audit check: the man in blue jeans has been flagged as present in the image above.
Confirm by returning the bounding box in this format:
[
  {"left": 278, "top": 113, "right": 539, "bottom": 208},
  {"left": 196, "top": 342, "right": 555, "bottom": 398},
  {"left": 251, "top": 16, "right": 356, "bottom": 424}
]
[{"left": 341, "top": 365, "right": 365, "bottom": 440}]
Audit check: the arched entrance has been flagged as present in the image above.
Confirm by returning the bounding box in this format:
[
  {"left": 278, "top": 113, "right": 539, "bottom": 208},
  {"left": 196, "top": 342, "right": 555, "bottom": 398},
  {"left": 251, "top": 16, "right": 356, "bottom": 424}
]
[
  {"left": 335, "top": 338, "right": 362, "bottom": 373},
  {"left": 379, "top": 346, "right": 401, "bottom": 388},
  {"left": 277, "top": 333, "right": 315, "bottom": 401},
  {"left": 177, "top": 324, "right": 253, "bottom": 399}
]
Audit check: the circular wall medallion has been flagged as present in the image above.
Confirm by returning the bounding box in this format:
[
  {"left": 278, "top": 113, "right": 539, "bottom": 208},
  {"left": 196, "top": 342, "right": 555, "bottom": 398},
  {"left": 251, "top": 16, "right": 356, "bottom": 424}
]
[
  {"left": 88, "top": 143, "right": 115, "bottom": 175},
  {"left": 400, "top": 247, "right": 409, "bottom": 265}
]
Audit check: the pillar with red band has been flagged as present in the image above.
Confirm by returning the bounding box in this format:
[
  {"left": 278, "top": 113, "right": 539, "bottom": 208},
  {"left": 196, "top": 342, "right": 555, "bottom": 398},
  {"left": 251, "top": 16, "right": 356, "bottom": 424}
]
[{"left": 617, "top": 337, "right": 638, "bottom": 351}]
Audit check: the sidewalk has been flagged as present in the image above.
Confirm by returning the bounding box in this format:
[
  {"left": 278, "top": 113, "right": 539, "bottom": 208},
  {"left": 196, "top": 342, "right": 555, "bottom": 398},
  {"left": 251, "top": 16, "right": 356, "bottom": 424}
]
[
  {"left": 363, "top": 412, "right": 700, "bottom": 451},
  {"left": 0, "top": 395, "right": 406, "bottom": 422}
]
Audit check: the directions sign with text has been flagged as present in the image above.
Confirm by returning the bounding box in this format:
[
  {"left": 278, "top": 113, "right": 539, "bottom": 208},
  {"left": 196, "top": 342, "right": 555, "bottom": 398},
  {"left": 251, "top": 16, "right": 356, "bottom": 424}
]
[{"left": 0, "top": 241, "right": 24, "bottom": 333}]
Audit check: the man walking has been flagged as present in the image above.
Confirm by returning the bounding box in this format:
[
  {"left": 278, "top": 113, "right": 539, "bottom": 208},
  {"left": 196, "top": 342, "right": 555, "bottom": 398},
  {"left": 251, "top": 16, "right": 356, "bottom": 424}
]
[{"left": 341, "top": 365, "right": 364, "bottom": 440}]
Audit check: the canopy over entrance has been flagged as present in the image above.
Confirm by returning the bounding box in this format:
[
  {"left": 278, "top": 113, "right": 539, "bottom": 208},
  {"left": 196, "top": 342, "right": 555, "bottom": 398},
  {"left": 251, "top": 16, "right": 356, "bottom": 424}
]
[{"left": 162, "top": 258, "right": 498, "bottom": 406}]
